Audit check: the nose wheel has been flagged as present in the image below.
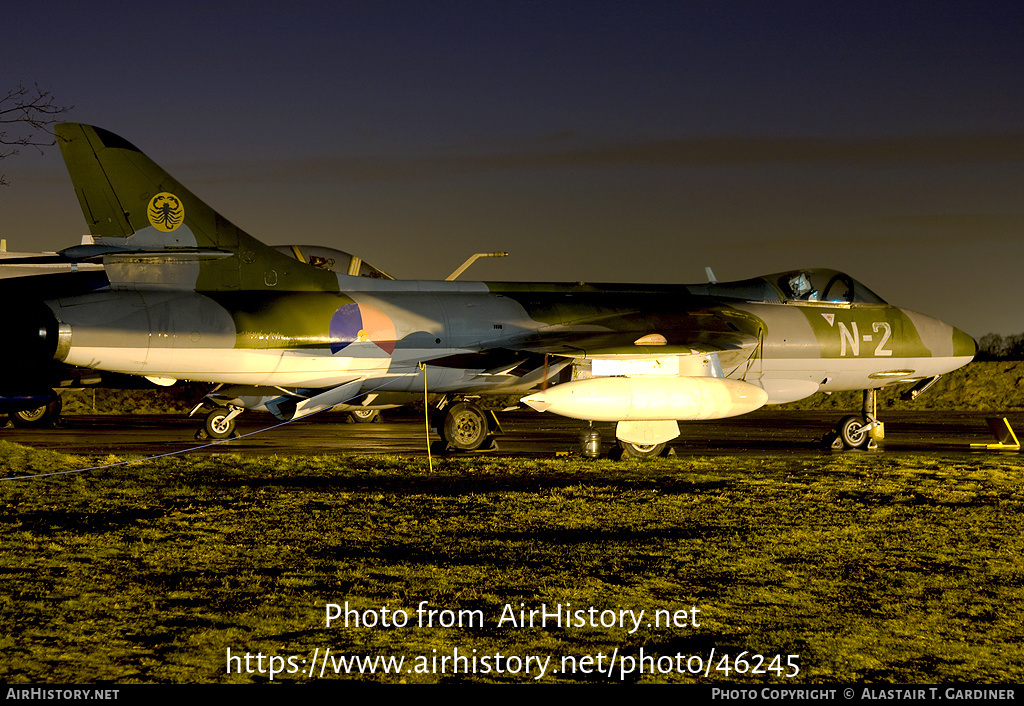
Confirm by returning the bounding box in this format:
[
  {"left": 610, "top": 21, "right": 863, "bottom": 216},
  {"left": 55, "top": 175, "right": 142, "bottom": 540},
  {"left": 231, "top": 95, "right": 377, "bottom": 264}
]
[
  {"left": 347, "top": 408, "right": 381, "bottom": 423},
  {"left": 827, "top": 389, "right": 883, "bottom": 450},
  {"left": 836, "top": 415, "right": 873, "bottom": 449}
]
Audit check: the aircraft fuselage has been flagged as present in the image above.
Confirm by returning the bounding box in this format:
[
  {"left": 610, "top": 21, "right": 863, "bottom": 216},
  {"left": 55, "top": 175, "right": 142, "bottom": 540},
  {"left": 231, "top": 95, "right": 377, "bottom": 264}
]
[{"left": 40, "top": 274, "right": 975, "bottom": 408}]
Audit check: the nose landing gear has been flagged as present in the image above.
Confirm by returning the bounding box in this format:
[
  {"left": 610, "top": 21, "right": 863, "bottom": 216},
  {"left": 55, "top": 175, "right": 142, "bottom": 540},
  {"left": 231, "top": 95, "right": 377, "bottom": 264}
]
[{"left": 826, "top": 388, "right": 884, "bottom": 450}]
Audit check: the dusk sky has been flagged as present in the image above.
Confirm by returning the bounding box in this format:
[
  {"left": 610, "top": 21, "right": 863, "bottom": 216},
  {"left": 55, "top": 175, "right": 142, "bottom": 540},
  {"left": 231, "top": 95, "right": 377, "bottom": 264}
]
[{"left": 1, "top": 1, "right": 1021, "bottom": 336}]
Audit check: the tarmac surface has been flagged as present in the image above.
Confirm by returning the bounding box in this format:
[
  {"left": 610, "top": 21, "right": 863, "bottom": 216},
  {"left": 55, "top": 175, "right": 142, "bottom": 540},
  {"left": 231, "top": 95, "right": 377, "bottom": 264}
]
[{"left": 1, "top": 409, "right": 1020, "bottom": 459}]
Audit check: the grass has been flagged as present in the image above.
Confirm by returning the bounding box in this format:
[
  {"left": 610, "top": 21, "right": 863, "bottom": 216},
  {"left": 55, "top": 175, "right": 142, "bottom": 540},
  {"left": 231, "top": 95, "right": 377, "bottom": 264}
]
[{"left": 1, "top": 444, "right": 1022, "bottom": 683}]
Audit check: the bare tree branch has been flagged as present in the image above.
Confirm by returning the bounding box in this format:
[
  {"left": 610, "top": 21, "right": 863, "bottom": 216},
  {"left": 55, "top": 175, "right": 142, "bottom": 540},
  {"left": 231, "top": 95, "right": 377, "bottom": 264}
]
[{"left": 0, "top": 83, "right": 73, "bottom": 185}]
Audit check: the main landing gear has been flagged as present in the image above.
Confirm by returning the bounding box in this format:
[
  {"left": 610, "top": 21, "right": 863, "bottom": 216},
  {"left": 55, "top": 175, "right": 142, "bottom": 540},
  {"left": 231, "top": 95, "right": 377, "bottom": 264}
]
[
  {"left": 825, "top": 388, "right": 884, "bottom": 450},
  {"left": 613, "top": 441, "right": 669, "bottom": 459},
  {"left": 433, "top": 397, "right": 501, "bottom": 452},
  {"left": 196, "top": 405, "right": 243, "bottom": 440},
  {"left": 578, "top": 426, "right": 672, "bottom": 460}
]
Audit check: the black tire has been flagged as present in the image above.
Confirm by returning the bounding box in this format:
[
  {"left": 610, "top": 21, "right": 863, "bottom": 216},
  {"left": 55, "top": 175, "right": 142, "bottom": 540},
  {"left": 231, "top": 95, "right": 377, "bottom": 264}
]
[
  {"left": 442, "top": 402, "right": 489, "bottom": 451},
  {"left": 9, "top": 397, "right": 62, "bottom": 428},
  {"left": 837, "top": 415, "right": 869, "bottom": 449},
  {"left": 617, "top": 441, "right": 666, "bottom": 459},
  {"left": 204, "top": 408, "right": 236, "bottom": 439},
  {"left": 348, "top": 409, "right": 381, "bottom": 423}
]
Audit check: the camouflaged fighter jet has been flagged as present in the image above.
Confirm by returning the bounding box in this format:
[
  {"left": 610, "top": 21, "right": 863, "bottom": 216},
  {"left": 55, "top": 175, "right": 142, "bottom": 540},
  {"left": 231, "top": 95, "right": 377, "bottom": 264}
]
[{"left": 4, "top": 123, "right": 976, "bottom": 457}]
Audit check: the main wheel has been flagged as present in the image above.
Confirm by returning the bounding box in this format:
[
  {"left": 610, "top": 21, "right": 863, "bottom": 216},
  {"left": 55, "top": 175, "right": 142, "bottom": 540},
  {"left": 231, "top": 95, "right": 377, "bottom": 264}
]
[
  {"left": 348, "top": 408, "right": 381, "bottom": 423},
  {"left": 204, "top": 408, "right": 236, "bottom": 439},
  {"left": 837, "top": 415, "right": 869, "bottom": 449},
  {"left": 618, "top": 441, "right": 666, "bottom": 459},
  {"left": 9, "top": 397, "right": 62, "bottom": 428},
  {"left": 442, "top": 402, "right": 489, "bottom": 451}
]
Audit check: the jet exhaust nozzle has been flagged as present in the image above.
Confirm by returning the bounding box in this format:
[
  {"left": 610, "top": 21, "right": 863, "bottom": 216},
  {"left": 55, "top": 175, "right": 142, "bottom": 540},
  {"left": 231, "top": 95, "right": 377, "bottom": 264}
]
[{"left": 1, "top": 302, "right": 68, "bottom": 364}]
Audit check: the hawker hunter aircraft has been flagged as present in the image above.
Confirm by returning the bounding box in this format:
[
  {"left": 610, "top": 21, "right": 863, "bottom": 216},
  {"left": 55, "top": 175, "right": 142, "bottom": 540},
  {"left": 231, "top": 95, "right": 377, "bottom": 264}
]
[{"left": 2, "top": 123, "right": 976, "bottom": 457}]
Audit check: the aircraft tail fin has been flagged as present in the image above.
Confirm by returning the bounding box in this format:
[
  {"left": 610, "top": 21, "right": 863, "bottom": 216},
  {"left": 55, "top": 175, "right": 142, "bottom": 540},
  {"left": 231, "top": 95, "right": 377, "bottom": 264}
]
[{"left": 54, "top": 123, "right": 335, "bottom": 292}]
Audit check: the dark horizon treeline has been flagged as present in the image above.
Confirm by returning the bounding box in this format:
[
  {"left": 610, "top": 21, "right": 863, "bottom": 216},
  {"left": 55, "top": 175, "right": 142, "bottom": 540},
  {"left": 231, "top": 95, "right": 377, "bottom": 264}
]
[{"left": 976, "top": 333, "right": 1024, "bottom": 361}]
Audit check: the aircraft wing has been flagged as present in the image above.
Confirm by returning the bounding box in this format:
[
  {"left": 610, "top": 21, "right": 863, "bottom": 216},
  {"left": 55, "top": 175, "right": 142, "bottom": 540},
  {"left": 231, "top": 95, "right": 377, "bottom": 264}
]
[
  {"left": 415, "top": 308, "right": 761, "bottom": 400},
  {"left": 505, "top": 305, "right": 761, "bottom": 370}
]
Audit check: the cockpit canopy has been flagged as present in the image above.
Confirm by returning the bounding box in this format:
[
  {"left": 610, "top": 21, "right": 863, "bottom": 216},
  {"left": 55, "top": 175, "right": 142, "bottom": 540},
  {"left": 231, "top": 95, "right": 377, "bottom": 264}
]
[
  {"left": 273, "top": 245, "right": 394, "bottom": 280},
  {"left": 692, "top": 268, "right": 887, "bottom": 305},
  {"left": 770, "top": 269, "right": 886, "bottom": 304}
]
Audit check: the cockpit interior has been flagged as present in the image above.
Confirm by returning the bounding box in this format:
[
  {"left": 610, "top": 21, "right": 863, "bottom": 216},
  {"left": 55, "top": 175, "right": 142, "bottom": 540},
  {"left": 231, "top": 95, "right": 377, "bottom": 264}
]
[
  {"left": 772, "top": 269, "right": 886, "bottom": 304},
  {"left": 274, "top": 245, "right": 394, "bottom": 280}
]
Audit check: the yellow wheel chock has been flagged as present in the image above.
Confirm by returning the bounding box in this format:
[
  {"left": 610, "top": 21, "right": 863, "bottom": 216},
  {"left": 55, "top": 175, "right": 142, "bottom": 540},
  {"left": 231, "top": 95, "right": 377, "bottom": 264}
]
[{"left": 970, "top": 417, "right": 1020, "bottom": 451}]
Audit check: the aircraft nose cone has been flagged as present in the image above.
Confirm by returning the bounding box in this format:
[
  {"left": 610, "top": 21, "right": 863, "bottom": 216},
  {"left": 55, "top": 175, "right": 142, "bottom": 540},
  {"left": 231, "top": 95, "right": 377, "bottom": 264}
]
[
  {"left": 904, "top": 309, "right": 976, "bottom": 362},
  {"left": 953, "top": 326, "right": 977, "bottom": 360}
]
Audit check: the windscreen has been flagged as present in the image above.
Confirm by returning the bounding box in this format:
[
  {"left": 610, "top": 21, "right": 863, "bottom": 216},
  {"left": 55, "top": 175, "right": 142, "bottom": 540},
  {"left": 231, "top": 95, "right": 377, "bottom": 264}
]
[{"left": 773, "top": 269, "right": 887, "bottom": 304}]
